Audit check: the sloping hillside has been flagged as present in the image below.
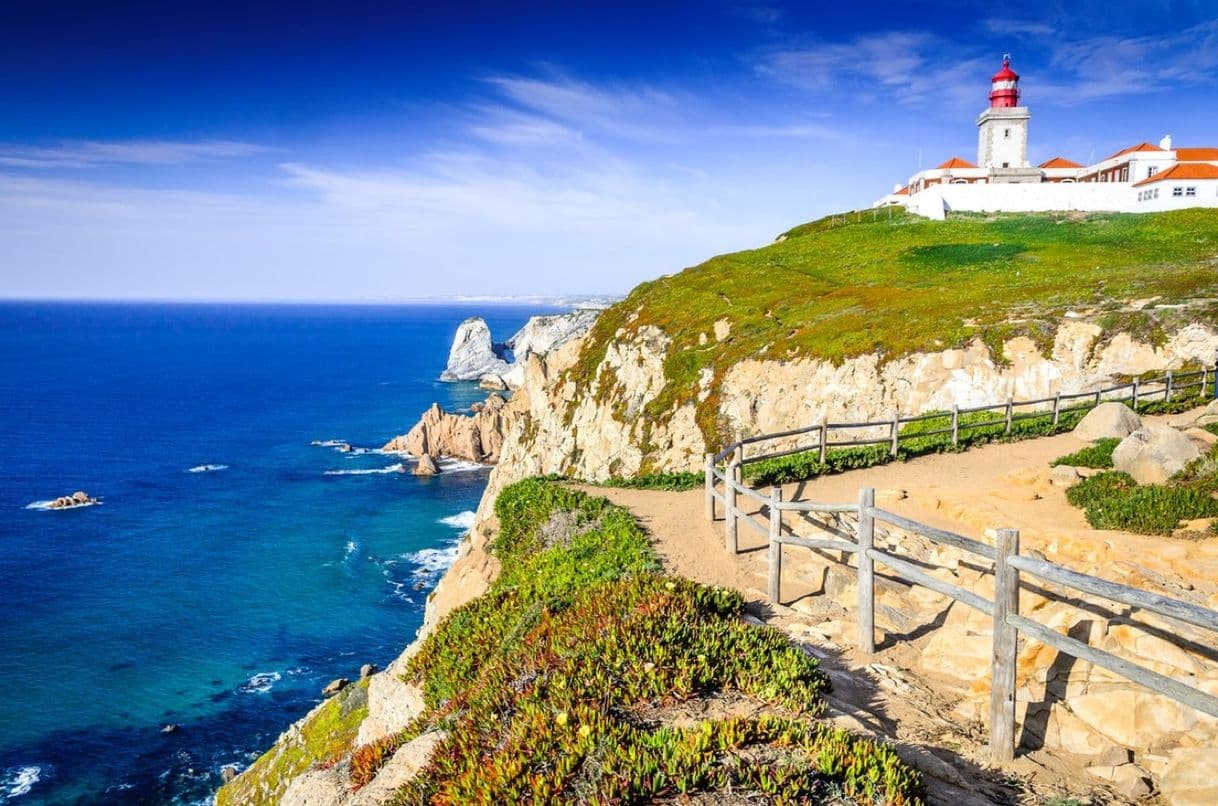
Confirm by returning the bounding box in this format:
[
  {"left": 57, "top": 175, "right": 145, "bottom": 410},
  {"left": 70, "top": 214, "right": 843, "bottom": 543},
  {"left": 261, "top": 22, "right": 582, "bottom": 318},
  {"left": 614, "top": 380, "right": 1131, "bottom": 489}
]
[{"left": 569, "top": 209, "right": 1218, "bottom": 445}]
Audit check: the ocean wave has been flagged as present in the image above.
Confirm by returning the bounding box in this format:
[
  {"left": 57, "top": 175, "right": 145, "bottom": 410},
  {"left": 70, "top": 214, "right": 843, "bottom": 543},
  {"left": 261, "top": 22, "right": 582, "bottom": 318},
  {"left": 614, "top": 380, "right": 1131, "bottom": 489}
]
[
  {"left": 186, "top": 464, "right": 228, "bottom": 474},
  {"left": 24, "top": 499, "right": 99, "bottom": 511},
  {"left": 2, "top": 765, "right": 43, "bottom": 799},
  {"left": 323, "top": 464, "right": 404, "bottom": 476},
  {"left": 237, "top": 672, "right": 280, "bottom": 694},
  {"left": 402, "top": 542, "right": 460, "bottom": 583},
  {"left": 311, "top": 439, "right": 347, "bottom": 447},
  {"left": 438, "top": 511, "right": 476, "bottom": 530},
  {"left": 437, "top": 458, "right": 488, "bottom": 473}
]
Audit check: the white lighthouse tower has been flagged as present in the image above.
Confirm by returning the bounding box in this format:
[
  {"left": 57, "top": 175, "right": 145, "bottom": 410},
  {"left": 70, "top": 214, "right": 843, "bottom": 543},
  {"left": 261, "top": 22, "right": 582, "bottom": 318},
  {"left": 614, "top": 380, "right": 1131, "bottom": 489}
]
[{"left": 976, "top": 56, "right": 1039, "bottom": 182}]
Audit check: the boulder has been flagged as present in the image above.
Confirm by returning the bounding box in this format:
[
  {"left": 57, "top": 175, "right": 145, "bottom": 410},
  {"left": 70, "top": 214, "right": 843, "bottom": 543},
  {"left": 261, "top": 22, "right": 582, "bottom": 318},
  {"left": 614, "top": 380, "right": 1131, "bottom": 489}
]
[
  {"left": 220, "top": 765, "right": 239, "bottom": 784},
  {"left": 1049, "top": 465, "right": 1082, "bottom": 488},
  {"left": 359, "top": 663, "right": 378, "bottom": 680},
  {"left": 72, "top": 491, "right": 90, "bottom": 503},
  {"left": 1112, "top": 425, "right": 1201, "bottom": 484},
  {"left": 1073, "top": 402, "right": 1142, "bottom": 441},
  {"left": 321, "top": 677, "right": 348, "bottom": 697},
  {"left": 414, "top": 455, "right": 440, "bottom": 476},
  {"left": 439, "top": 317, "right": 510, "bottom": 382},
  {"left": 1191, "top": 399, "right": 1218, "bottom": 427},
  {"left": 1161, "top": 747, "right": 1218, "bottom": 806}
]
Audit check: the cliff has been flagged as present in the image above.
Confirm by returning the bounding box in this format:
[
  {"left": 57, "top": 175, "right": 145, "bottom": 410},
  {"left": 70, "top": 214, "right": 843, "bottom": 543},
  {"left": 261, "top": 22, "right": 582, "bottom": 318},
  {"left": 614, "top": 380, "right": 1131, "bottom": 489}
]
[{"left": 221, "top": 209, "right": 1218, "bottom": 803}]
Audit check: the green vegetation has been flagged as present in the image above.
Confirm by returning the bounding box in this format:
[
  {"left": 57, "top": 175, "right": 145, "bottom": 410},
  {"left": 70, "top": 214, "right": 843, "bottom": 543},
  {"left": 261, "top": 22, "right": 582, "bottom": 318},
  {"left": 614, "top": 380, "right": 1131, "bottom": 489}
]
[
  {"left": 1051, "top": 438, "right": 1120, "bottom": 469},
  {"left": 567, "top": 209, "right": 1218, "bottom": 447},
  {"left": 744, "top": 391, "right": 1208, "bottom": 487},
  {"left": 383, "top": 478, "right": 923, "bottom": 804},
  {"left": 541, "top": 471, "right": 704, "bottom": 492},
  {"left": 1063, "top": 426, "right": 1218, "bottom": 536},
  {"left": 216, "top": 678, "right": 370, "bottom": 806}
]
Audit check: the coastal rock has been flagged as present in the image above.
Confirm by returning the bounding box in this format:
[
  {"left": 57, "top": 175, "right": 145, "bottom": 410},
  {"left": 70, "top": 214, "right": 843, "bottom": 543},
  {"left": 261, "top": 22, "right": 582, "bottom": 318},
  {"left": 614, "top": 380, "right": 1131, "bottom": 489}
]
[
  {"left": 413, "top": 455, "right": 440, "bottom": 476},
  {"left": 47, "top": 491, "right": 98, "bottom": 509},
  {"left": 1161, "top": 747, "right": 1218, "bottom": 806},
  {"left": 1112, "top": 425, "right": 1200, "bottom": 485},
  {"left": 439, "top": 317, "right": 510, "bottom": 382},
  {"left": 322, "top": 677, "right": 349, "bottom": 696},
  {"left": 359, "top": 663, "right": 377, "bottom": 680},
  {"left": 506, "top": 309, "right": 600, "bottom": 363},
  {"left": 385, "top": 396, "right": 505, "bottom": 464},
  {"left": 220, "top": 765, "right": 238, "bottom": 784},
  {"left": 1073, "top": 402, "right": 1141, "bottom": 441},
  {"left": 348, "top": 731, "right": 447, "bottom": 805}
]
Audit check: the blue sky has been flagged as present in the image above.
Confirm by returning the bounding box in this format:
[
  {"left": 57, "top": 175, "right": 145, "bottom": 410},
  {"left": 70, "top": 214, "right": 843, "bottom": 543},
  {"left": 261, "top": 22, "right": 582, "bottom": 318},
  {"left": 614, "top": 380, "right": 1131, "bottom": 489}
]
[{"left": 2, "top": 1, "right": 1216, "bottom": 301}]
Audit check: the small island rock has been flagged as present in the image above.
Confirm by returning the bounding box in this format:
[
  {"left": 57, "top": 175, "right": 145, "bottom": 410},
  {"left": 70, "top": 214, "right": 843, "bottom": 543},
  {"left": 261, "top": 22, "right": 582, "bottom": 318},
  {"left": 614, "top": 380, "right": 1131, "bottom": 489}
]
[
  {"left": 439, "top": 317, "right": 510, "bottom": 382},
  {"left": 414, "top": 455, "right": 440, "bottom": 476}
]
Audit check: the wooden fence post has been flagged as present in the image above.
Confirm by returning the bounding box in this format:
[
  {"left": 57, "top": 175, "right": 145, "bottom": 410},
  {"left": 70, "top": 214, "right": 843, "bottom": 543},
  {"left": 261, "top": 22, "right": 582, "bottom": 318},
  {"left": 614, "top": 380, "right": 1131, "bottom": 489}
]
[
  {"left": 704, "top": 452, "right": 715, "bottom": 521},
  {"left": 857, "top": 487, "right": 876, "bottom": 655},
  {"left": 1214, "top": 355, "right": 1218, "bottom": 399},
  {"left": 725, "top": 455, "right": 740, "bottom": 554},
  {"left": 1004, "top": 396, "right": 1014, "bottom": 435},
  {"left": 1095, "top": 388, "right": 1102, "bottom": 407},
  {"left": 951, "top": 405, "right": 959, "bottom": 447},
  {"left": 768, "top": 487, "right": 782, "bottom": 603},
  {"left": 1166, "top": 370, "right": 1174, "bottom": 402},
  {"left": 890, "top": 412, "right": 900, "bottom": 457},
  {"left": 1203, "top": 365, "right": 1209, "bottom": 398},
  {"left": 1132, "top": 378, "right": 1140, "bottom": 409},
  {"left": 1052, "top": 392, "right": 1061, "bottom": 427},
  {"left": 819, "top": 420, "right": 828, "bottom": 464},
  {"left": 990, "top": 527, "right": 1021, "bottom": 764}
]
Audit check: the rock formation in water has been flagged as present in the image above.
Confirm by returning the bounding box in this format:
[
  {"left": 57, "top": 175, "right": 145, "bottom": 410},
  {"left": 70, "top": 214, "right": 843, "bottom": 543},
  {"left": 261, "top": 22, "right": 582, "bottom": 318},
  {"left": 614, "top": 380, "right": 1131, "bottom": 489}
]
[
  {"left": 438, "top": 317, "right": 510, "bottom": 382},
  {"left": 383, "top": 395, "right": 506, "bottom": 463}
]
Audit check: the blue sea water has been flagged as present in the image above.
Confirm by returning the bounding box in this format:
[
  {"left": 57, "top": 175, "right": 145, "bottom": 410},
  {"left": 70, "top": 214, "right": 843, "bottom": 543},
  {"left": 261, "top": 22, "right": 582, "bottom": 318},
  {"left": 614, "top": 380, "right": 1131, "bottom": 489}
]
[{"left": 0, "top": 302, "right": 555, "bottom": 804}]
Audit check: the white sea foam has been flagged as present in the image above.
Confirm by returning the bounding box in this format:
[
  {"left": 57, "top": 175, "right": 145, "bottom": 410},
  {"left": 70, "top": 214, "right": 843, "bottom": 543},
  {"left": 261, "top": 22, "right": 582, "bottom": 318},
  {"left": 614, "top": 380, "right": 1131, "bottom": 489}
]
[
  {"left": 24, "top": 500, "right": 99, "bottom": 511},
  {"left": 2, "top": 765, "right": 42, "bottom": 799},
  {"left": 438, "top": 511, "right": 476, "bottom": 530},
  {"left": 437, "top": 458, "right": 488, "bottom": 473},
  {"left": 238, "top": 672, "right": 281, "bottom": 694},
  {"left": 403, "top": 542, "right": 460, "bottom": 583},
  {"left": 187, "top": 464, "right": 228, "bottom": 474},
  {"left": 311, "top": 439, "right": 347, "bottom": 447},
  {"left": 323, "top": 463, "right": 404, "bottom": 476}
]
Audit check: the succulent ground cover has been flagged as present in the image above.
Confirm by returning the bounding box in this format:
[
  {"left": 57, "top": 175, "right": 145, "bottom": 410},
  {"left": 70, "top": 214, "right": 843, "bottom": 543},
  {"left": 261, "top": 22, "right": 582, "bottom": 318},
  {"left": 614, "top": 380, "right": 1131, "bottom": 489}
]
[
  {"left": 1063, "top": 424, "right": 1218, "bottom": 536},
  {"left": 566, "top": 208, "right": 1218, "bottom": 448},
  {"left": 368, "top": 479, "right": 924, "bottom": 804},
  {"left": 744, "top": 390, "right": 1209, "bottom": 487}
]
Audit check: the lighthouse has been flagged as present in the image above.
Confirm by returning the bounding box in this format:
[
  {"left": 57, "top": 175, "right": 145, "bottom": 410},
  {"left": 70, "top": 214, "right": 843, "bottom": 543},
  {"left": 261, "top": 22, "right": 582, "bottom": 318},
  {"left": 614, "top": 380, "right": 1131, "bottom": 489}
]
[{"left": 976, "top": 55, "right": 1037, "bottom": 180}]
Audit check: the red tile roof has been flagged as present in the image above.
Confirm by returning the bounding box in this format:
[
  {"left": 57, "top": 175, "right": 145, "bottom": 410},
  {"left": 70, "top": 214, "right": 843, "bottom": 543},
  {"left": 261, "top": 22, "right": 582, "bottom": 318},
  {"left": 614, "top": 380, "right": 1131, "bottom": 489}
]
[
  {"left": 1039, "top": 156, "right": 1083, "bottom": 169},
  {"left": 1176, "top": 147, "right": 1218, "bottom": 162},
  {"left": 894, "top": 185, "right": 910, "bottom": 196},
  {"left": 1105, "top": 142, "right": 1167, "bottom": 161},
  {"left": 1134, "top": 162, "right": 1218, "bottom": 186},
  {"left": 936, "top": 157, "right": 976, "bottom": 169}
]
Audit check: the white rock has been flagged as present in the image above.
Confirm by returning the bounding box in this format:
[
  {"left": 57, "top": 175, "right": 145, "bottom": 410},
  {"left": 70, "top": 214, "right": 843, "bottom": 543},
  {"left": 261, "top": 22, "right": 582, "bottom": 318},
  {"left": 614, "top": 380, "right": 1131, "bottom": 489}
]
[
  {"left": 1073, "top": 402, "right": 1142, "bottom": 441},
  {"left": 1112, "top": 425, "right": 1201, "bottom": 485},
  {"left": 1049, "top": 465, "right": 1082, "bottom": 488},
  {"left": 507, "top": 309, "right": 599, "bottom": 362},
  {"left": 439, "top": 318, "right": 510, "bottom": 382}
]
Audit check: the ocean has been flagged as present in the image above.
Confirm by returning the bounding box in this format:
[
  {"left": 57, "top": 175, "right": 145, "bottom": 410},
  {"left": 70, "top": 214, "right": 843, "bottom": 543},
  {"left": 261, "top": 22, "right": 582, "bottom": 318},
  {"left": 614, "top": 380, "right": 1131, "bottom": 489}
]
[{"left": 0, "top": 302, "right": 555, "bottom": 804}]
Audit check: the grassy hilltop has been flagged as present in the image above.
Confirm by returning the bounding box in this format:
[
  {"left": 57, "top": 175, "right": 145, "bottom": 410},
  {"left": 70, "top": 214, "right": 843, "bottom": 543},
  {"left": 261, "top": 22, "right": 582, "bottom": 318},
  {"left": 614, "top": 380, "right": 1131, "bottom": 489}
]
[{"left": 571, "top": 209, "right": 1218, "bottom": 444}]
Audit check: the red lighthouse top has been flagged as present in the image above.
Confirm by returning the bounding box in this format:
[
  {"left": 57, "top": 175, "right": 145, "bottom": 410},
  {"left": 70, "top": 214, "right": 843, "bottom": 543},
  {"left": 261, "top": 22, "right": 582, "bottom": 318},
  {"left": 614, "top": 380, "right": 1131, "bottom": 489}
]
[{"left": 989, "top": 55, "right": 1020, "bottom": 108}]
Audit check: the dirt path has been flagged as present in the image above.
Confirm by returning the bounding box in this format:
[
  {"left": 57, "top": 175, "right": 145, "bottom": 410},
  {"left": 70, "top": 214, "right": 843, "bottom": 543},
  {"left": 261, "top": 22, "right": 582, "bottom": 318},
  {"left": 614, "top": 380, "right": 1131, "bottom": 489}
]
[{"left": 575, "top": 407, "right": 1212, "bottom": 805}]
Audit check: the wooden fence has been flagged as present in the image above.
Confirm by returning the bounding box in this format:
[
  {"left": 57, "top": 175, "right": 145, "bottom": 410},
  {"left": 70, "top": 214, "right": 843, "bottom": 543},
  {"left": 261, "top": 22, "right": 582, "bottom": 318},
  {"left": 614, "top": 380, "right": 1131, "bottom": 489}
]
[
  {"left": 703, "top": 366, "right": 1218, "bottom": 763},
  {"left": 710, "top": 365, "right": 1217, "bottom": 470}
]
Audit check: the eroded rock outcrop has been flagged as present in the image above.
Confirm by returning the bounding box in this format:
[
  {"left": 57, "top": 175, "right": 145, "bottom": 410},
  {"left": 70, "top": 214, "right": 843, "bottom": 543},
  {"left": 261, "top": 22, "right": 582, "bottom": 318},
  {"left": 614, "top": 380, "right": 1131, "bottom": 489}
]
[
  {"left": 439, "top": 317, "right": 510, "bottom": 382},
  {"left": 383, "top": 395, "right": 506, "bottom": 463}
]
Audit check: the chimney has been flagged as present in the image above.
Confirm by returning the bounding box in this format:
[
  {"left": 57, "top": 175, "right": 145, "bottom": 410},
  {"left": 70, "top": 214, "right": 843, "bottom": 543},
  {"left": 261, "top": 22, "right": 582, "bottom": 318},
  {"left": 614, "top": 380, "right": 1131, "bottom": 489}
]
[{"left": 1159, "top": 134, "right": 1173, "bottom": 151}]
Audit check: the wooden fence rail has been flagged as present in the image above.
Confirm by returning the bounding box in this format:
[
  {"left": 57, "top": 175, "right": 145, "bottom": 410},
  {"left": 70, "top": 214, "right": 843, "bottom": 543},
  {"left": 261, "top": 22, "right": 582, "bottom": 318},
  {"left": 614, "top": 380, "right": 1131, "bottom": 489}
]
[
  {"left": 710, "top": 363, "right": 1218, "bottom": 469},
  {"left": 704, "top": 362, "right": 1218, "bottom": 764}
]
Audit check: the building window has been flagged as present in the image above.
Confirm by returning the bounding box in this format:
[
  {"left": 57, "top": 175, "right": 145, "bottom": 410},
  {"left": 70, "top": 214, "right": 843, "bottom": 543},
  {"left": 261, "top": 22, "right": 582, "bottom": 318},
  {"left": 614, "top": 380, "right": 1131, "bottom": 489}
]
[
  {"left": 1002, "top": 162, "right": 1009, "bottom": 168},
  {"left": 1004, "top": 128, "right": 1011, "bottom": 139},
  {"left": 1120, "top": 167, "right": 1129, "bottom": 182},
  {"left": 1186, "top": 187, "right": 1197, "bottom": 197},
  {"left": 1147, "top": 166, "right": 1159, "bottom": 177},
  {"left": 1173, "top": 187, "right": 1184, "bottom": 196},
  {"left": 1154, "top": 188, "right": 1160, "bottom": 198}
]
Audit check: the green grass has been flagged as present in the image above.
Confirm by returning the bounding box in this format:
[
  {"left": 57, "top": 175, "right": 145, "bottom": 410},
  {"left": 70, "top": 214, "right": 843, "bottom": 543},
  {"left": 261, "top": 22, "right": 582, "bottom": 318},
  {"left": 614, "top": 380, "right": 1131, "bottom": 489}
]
[
  {"left": 567, "top": 209, "right": 1218, "bottom": 448},
  {"left": 541, "top": 471, "right": 704, "bottom": 492},
  {"left": 1065, "top": 471, "right": 1218, "bottom": 536},
  {"left": 1051, "top": 438, "right": 1120, "bottom": 469},
  {"left": 388, "top": 479, "right": 924, "bottom": 804}
]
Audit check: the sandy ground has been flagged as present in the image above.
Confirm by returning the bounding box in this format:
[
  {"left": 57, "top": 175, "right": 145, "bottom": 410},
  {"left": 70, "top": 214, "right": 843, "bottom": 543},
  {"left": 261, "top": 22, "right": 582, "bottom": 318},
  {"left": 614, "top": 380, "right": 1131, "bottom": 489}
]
[{"left": 574, "top": 406, "right": 1214, "bottom": 805}]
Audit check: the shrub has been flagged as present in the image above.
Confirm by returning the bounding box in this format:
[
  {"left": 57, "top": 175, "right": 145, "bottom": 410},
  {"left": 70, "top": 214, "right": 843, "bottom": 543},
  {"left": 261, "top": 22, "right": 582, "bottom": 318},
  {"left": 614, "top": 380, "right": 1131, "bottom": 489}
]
[
  {"left": 1051, "top": 438, "right": 1120, "bottom": 469},
  {"left": 1065, "top": 471, "right": 1218, "bottom": 535},
  {"left": 396, "top": 479, "right": 924, "bottom": 804}
]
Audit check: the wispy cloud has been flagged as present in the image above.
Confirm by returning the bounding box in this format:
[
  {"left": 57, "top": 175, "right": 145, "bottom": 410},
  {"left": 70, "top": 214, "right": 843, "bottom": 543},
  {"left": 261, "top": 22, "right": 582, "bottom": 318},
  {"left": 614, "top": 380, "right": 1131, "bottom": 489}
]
[
  {"left": 0, "top": 139, "right": 265, "bottom": 169},
  {"left": 484, "top": 74, "right": 681, "bottom": 142}
]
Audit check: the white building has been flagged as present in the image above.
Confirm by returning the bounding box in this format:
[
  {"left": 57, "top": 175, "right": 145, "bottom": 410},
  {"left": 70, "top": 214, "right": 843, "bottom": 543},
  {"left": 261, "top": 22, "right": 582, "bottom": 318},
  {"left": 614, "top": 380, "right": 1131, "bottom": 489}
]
[{"left": 875, "top": 57, "right": 1218, "bottom": 219}]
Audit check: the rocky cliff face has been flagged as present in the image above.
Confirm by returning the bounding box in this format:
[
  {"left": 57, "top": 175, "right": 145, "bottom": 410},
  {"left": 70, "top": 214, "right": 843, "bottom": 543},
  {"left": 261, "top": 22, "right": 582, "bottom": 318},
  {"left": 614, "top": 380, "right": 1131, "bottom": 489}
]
[
  {"left": 438, "top": 317, "right": 510, "bottom": 382},
  {"left": 473, "top": 320, "right": 1218, "bottom": 519},
  {"left": 383, "top": 395, "right": 507, "bottom": 463}
]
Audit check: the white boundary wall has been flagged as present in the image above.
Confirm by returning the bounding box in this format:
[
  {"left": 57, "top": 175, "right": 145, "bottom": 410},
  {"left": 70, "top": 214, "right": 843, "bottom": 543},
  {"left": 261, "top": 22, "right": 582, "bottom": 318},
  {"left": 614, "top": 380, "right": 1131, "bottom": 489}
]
[{"left": 907, "top": 181, "right": 1218, "bottom": 220}]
